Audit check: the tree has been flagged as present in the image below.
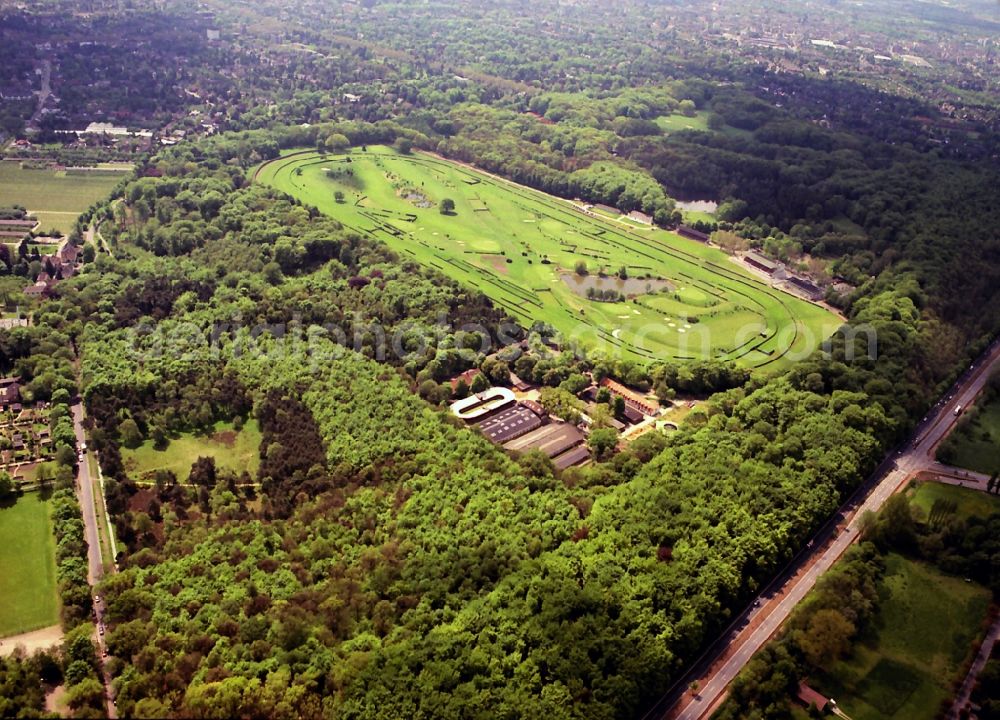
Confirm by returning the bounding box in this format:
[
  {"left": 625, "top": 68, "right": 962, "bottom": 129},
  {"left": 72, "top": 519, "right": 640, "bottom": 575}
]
[
  {"left": 587, "top": 427, "right": 619, "bottom": 459},
  {"left": 189, "top": 456, "right": 217, "bottom": 487},
  {"left": 334, "top": 190, "right": 345, "bottom": 204},
  {"left": 796, "top": 608, "right": 854, "bottom": 668},
  {"left": 440, "top": 198, "right": 456, "bottom": 215},
  {"left": 678, "top": 99, "right": 697, "bottom": 117},
  {"left": 119, "top": 418, "right": 142, "bottom": 449},
  {"left": 470, "top": 372, "right": 490, "bottom": 393},
  {"left": 0, "top": 471, "right": 14, "bottom": 500},
  {"left": 575, "top": 260, "right": 589, "bottom": 276},
  {"left": 325, "top": 133, "right": 350, "bottom": 153}
]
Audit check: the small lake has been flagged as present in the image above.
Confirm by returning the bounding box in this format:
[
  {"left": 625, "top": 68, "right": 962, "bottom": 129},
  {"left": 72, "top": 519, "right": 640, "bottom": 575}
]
[{"left": 562, "top": 273, "right": 673, "bottom": 298}]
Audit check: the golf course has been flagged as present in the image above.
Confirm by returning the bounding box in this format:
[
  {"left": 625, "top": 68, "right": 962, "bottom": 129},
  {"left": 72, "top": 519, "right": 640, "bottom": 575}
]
[{"left": 256, "top": 147, "right": 839, "bottom": 367}]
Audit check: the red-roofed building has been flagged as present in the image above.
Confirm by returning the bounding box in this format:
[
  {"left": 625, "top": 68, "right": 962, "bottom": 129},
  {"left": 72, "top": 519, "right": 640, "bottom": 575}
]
[
  {"left": 599, "top": 377, "right": 657, "bottom": 417},
  {"left": 796, "top": 682, "right": 829, "bottom": 712}
]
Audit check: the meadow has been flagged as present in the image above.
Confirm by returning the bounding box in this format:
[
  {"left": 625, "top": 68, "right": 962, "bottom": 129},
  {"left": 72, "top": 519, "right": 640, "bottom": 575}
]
[
  {"left": 122, "top": 420, "right": 262, "bottom": 482},
  {"left": 0, "top": 493, "right": 59, "bottom": 637},
  {"left": 816, "top": 552, "right": 990, "bottom": 720},
  {"left": 256, "top": 148, "right": 839, "bottom": 368},
  {"left": 0, "top": 162, "right": 125, "bottom": 235},
  {"left": 944, "top": 394, "right": 1000, "bottom": 475}
]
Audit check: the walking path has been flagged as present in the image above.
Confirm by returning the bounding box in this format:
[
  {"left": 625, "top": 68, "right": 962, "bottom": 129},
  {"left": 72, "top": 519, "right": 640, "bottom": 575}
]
[
  {"left": 950, "top": 614, "right": 1000, "bottom": 719},
  {"left": 0, "top": 624, "right": 63, "bottom": 657}
]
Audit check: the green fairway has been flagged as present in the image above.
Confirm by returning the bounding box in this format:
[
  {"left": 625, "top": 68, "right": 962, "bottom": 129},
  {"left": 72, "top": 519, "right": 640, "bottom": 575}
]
[
  {"left": 122, "top": 420, "right": 262, "bottom": 481},
  {"left": 0, "top": 493, "right": 59, "bottom": 637},
  {"left": 815, "top": 553, "right": 989, "bottom": 720},
  {"left": 0, "top": 163, "right": 124, "bottom": 235},
  {"left": 256, "top": 148, "right": 839, "bottom": 368}
]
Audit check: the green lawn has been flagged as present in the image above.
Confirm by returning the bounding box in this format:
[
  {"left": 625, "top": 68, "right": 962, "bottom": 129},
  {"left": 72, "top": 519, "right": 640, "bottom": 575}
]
[
  {"left": 655, "top": 111, "right": 712, "bottom": 133},
  {"left": 945, "top": 393, "right": 1000, "bottom": 475},
  {"left": 909, "top": 482, "right": 1000, "bottom": 521},
  {"left": 0, "top": 493, "right": 60, "bottom": 637},
  {"left": 0, "top": 163, "right": 124, "bottom": 235},
  {"left": 256, "top": 147, "right": 839, "bottom": 369},
  {"left": 815, "top": 553, "right": 990, "bottom": 720},
  {"left": 122, "top": 420, "right": 262, "bottom": 481}
]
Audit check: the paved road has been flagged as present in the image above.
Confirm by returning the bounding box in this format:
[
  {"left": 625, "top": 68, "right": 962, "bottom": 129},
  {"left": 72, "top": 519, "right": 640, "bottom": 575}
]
[
  {"left": 950, "top": 614, "right": 1000, "bottom": 718},
  {"left": 661, "top": 337, "right": 1000, "bottom": 720},
  {"left": 71, "top": 402, "right": 117, "bottom": 719}
]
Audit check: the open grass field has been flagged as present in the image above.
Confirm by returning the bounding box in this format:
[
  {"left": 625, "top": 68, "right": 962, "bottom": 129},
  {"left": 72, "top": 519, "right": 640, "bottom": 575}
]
[
  {"left": 122, "top": 420, "right": 262, "bottom": 481},
  {"left": 256, "top": 148, "right": 839, "bottom": 368},
  {"left": 946, "top": 394, "right": 1000, "bottom": 475},
  {"left": 0, "top": 162, "right": 124, "bottom": 235},
  {"left": 0, "top": 493, "right": 59, "bottom": 638},
  {"left": 909, "top": 481, "right": 1000, "bottom": 520},
  {"left": 655, "top": 111, "right": 712, "bottom": 133},
  {"left": 815, "top": 553, "right": 990, "bottom": 720}
]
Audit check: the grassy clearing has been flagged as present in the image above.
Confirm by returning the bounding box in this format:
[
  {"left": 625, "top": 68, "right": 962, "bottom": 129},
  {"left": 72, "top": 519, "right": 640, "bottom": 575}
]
[
  {"left": 815, "top": 553, "right": 989, "bottom": 720},
  {"left": 909, "top": 482, "right": 1000, "bottom": 520},
  {"left": 0, "top": 493, "right": 59, "bottom": 637},
  {"left": 256, "top": 148, "right": 838, "bottom": 369},
  {"left": 0, "top": 163, "right": 123, "bottom": 235},
  {"left": 945, "top": 394, "right": 1000, "bottom": 475},
  {"left": 655, "top": 112, "right": 712, "bottom": 133},
  {"left": 122, "top": 420, "right": 261, "bottom": 481}
]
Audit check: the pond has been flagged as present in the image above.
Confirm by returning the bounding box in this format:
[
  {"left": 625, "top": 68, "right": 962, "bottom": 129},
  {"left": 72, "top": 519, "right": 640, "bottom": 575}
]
[{"left": 562, "top": 272, "right": 673, "bottom": 298}]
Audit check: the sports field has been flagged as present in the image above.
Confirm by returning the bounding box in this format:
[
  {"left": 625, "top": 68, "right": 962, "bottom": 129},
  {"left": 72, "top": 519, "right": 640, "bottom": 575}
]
[
  {"left": 256, "top": 148, "right": 839, "bottom": 368},
  {"left": 816, "top": 553, "right": 990, "bottom": 720},
  {"left": 0, "top": 163, "right": 125, "bottom": 235},
  {"left": 0, "top": 493, "right": 60, "bottom": 637}
]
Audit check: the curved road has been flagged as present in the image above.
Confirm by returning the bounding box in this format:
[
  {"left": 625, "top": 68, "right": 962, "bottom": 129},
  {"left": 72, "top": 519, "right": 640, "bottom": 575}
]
[{"left": 656, "top": 336, "right": 1000, "bottom": 720}]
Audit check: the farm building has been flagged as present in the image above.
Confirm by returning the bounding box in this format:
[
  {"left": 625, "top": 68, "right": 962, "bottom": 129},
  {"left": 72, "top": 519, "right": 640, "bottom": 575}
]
[
  {"left": 599, "top": 377, "right": 657, "bottom": 417},
  {"left": 744, "top": 251, "right": 787, "bottom": 279},
  {"left": 553, "top": 445, "right": 591, "bottom": 470},
  {"left": 520, "top": 399, "right": 547, "bottom": 418},
  {"left": 450, "top": 387, "right": 517, "bottom": 421},
  {"left": 677, "top": 225, "right": 710, "bottom": 243},
  {"left": 503, "top": 423, "right": 585, "bottom": 458},
  {"left": 509, "top": 372, "right": 532, "bottom": 392},
  {"left": 476, "top": 406, "right": 543, "bottom": 444},
  {"left": 628, "top": 210, "right": 653, "bottom": 225},
  {"left": 786, "top": 275, "right": 824, "bottom": 301}
]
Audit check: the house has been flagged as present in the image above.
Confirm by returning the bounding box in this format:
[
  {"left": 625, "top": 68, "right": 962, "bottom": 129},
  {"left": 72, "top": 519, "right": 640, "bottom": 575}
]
[
  {"left": 11, "top": 434, "right": 24, "bottom": 451},
  {"left": 0, "top": 377, "right": 20, "bottom": 406},
  {"left": 509, "top": 372, "right": 532, "bottom": 392},
  {"left": 24, "top": 282, "right": 49, "bottom": 298},
  {"left": 678, "top": 225, "right": 710, "bottom": 243},
  {"left": 796, "top": 682, "right": 829, "bottom": 713},
  {"left": 628, "top": 210, "right": 653, "bottom": 225}
]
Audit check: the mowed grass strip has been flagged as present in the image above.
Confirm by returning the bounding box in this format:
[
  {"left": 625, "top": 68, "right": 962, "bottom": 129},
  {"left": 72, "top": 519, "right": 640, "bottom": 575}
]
[
  {"left": 122, "top": 420, "right": 262, "bottom": 481},
  {"left": 256, "top": 148, "right": 839, "bottom": 368},
  {"left": 816, "top": 553, "right": 990, "bottom": 720},
  {"left": 0, "top": 493, "right": 60, "bottom": 637},
  {"left": 0, "top": 163, "right": 123, "bottom": 235}
]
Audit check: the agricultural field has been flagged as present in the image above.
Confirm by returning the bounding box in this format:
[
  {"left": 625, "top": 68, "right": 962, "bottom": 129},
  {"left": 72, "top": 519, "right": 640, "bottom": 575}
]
[
  {"left": 0, "top": 162, "right": 125, "bottom": 235},
  {"left": 256, "top": 148, "right": 838, "bottom": 368},
  {"left": 121, "top": 420, "right": 262, "bottom": 482},
  {"left": 0, "top": 493, "right": 59, "bottom": 638},
  {"left": 815, "top": 553, "right": 990, "bottom": 720}
]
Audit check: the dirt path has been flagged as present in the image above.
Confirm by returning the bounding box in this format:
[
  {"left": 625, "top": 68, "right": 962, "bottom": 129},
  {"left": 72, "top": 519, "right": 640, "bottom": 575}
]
[{"left": 0, "top": 624, "right": 63, "bottom": 657}]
